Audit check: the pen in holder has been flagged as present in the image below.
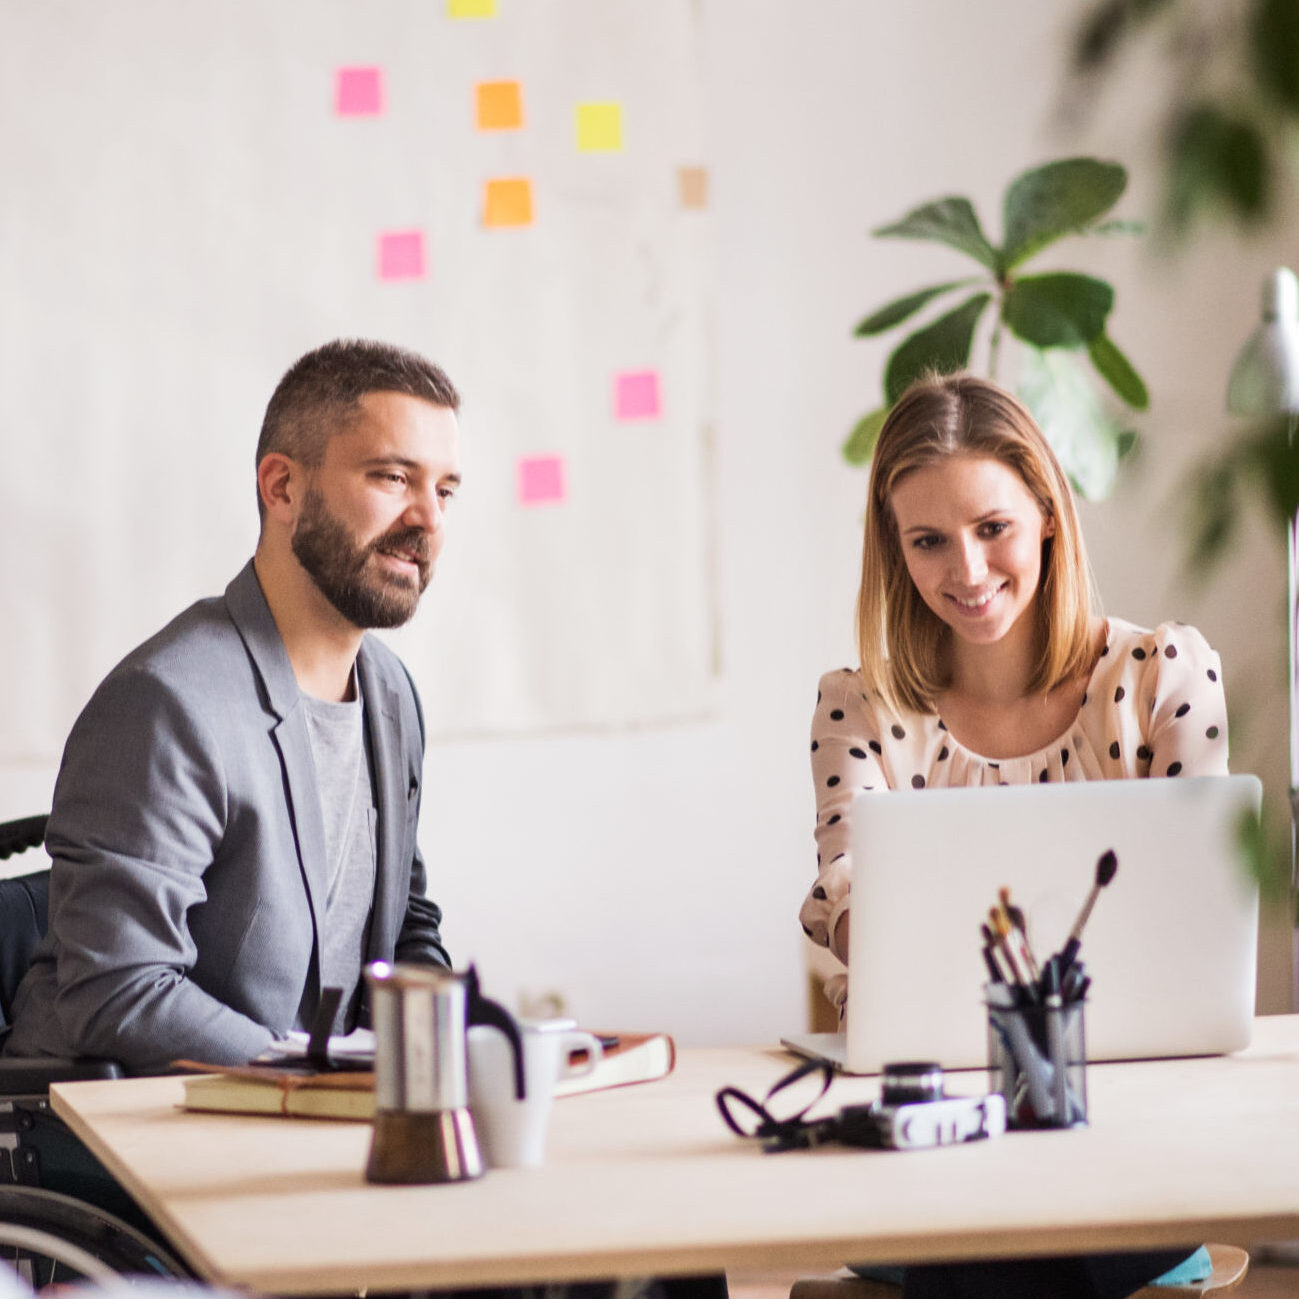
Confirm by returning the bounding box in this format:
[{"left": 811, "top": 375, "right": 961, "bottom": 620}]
[
  {"left": 985, "top": 977, "right": 1088, "bottom": 1130},
  {"left": 981, "top": 858, "right": 1115, "bottom": 1130}
]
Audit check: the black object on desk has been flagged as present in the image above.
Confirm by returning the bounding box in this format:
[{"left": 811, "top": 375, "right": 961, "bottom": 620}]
[{"left": 986, "top": 970, "right": 1088, "bottom": 1129}]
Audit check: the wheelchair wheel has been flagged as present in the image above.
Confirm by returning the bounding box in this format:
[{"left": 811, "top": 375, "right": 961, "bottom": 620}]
[{"left": 0, "top": 1185, "right": 191, "bottom": 1287}]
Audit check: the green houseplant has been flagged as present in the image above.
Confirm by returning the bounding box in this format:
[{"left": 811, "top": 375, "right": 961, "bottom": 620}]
[
  {"left": 1061, "top": 4, "right": 1299, "bottom": 906},
  {"left": 847, "top": 156, "right": 1148, "bottom": 500},
  {"left": 1068, "top": 0, "right": 1299, "bottom": 241}
]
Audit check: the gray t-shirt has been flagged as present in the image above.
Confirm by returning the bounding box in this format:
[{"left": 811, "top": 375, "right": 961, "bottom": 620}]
[{"left": 296, "top": 685, "right": 377, "bottom": 1034}]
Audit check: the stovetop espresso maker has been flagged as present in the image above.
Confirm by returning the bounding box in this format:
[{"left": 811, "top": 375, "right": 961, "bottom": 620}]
[{"left": 364, "top": 962, "right": 525, "bottom": 1184}]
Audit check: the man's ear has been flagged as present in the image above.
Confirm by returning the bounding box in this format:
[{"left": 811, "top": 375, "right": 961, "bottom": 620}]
[{"left": 257, "top": 453, "right": 299, "bottom": 523}]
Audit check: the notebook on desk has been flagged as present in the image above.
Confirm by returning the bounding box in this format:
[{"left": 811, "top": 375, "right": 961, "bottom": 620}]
[{"left": 782, "top": 774, "right": 1262, "bottom": 1075}]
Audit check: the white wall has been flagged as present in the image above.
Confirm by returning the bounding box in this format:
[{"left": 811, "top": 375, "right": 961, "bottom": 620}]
[
  {"left": 2, "top": 0, "right": 1292, "bottom": 1039},
  {"left": 417, "top": 0, "right": 1296, "bottom": 1032}
]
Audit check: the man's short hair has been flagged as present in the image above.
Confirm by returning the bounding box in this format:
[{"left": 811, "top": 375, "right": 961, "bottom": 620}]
[{"left": 256, "top": 339, "right": 460, "bottom": 519}]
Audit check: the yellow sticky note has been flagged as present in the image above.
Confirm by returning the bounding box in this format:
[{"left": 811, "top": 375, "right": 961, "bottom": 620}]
[
  {"left": 476, "top": 81, "right": 523, "bottom": 131},
  {"left": 576, "top": 102, "right": 623, "bottom": 153},
  {"left": 448, "top": 0, "right": 496, "bottom": 17},
  {"left": 484, "top": 178, "right": 534, "bottom": 228}
]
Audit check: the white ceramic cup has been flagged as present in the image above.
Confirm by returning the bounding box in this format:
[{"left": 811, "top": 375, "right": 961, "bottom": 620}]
[{"left": 467, "top": 1021, "right": 603, "bottom": 1169}]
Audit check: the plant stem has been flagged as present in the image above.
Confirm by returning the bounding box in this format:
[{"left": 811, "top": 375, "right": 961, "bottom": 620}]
[{"left": 988, "top": 314, "right": 1003, "bottom": 383}]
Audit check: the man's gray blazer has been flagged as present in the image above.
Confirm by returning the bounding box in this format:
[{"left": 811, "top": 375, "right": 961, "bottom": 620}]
[{"left": 4, "top": 561, "right": 449, "bottom": 1071}]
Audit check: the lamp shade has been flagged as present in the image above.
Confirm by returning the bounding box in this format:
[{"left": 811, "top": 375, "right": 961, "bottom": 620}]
[{"left": 1226, "top": 267, "right": 1299, "bottom": 417}]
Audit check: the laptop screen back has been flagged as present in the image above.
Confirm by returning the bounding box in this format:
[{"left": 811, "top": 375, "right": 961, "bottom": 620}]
[{"left": 842, "top": 775, "right": 1261, "bottom": 1074}]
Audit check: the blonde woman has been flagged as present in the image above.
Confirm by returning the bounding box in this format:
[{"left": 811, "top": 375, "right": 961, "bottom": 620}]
[
  {"left": 801, "top": 373, "right": 1227, "bottom": 1006},
  {"left": 799, "top": 373, "right": 1226, "bottom": 1299}
]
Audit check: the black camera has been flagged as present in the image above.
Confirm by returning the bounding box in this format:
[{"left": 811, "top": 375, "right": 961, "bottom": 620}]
[
  {"left": 716, "top": 1058, "right": 1004, "bottom": 1154},
  {"left": 838, "top": 1061, "right": 1006, "bottom": 1151}
]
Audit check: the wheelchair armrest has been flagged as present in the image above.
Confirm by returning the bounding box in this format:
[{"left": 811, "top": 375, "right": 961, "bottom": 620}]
[{"left": 0, "top": 1057, "right": 124, "bottom": 1098}]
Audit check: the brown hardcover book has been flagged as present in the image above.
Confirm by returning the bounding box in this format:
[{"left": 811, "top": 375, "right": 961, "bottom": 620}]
[
  {"left": 175, "top": 1062, "right": 376, "bottom": 1122},
  {"left": 554, "top": 1032, "right": 676, "bottom": 1097},
  {"left": 175, "top": 1031, "right": 675, "bottom": 1121}
]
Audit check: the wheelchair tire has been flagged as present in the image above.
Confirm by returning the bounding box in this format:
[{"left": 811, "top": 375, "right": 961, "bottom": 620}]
[{"left": 0, "top": 1185, "right": 191, "bottom": 1286}]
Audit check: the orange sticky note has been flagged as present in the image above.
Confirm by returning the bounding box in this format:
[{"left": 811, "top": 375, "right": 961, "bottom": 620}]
[
  {"left": 476, "top": 81, "right": 523, "bottom": 131},
  {"left": 576, "top": 102, "right": 623, "bottom": 153},
  {"left": 483, "top": 178, "right": 534, "bottom": 228},
  {"left": 448, "top": 0, "right": 496, "bottom": 15}
]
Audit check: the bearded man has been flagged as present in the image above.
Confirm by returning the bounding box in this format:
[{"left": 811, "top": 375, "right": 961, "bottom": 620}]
[{"left": 5, "top": 339, "right": 460, "bottom": 1072}]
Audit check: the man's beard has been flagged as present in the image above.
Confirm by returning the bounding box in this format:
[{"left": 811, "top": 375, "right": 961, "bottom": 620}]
[{"left": 291, "top": 487, "right": 431, "bottom": 630}]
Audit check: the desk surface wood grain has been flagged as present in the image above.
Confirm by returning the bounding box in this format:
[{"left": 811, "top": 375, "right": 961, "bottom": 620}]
[{"left": 50, "top": 1017, "right": 1299, "bottom": 1295}]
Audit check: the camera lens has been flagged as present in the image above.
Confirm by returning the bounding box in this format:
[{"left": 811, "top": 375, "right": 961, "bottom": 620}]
[{"left": 880, "top": 1061, "right": 944, "bottom": 1105}]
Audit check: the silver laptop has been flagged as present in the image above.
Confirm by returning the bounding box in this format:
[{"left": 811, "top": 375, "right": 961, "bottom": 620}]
[{"left": 783, "top": 774, "right": 1262, "bottom": 1074}]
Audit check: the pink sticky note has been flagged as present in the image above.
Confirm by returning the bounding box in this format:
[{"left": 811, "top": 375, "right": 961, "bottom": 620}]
[
  {"left": 614, "top": 370, "right": 661, "bottom": 420},
  {"left": 377, "top": 230, "right": 426, "bottom": 281},
  {"left": 336, "top": 67, "right": 384, "bottom": 116},
  {"left": 517, "top": 455, "right": 567, "bottom": 506}
]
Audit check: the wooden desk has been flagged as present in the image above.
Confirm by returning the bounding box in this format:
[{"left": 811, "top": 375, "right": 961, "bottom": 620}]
[{"left": 50, "top": 1017, "right": 1299, "bottom": 1296}]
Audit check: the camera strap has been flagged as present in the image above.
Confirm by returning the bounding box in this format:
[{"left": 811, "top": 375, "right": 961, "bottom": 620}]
[{"left": 715, "top": 1059, "right": 840, "bottom": 1152}]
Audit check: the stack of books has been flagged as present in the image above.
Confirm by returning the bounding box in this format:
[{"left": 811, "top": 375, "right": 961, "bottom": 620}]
[{"left": 178, "top": 1031, "right": 676, "bottom": 1121}]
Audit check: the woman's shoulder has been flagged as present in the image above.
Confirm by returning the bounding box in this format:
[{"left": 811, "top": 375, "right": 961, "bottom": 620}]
[
  {"left": 1094, "top": 618, "right": 1225, "bottom": 731},
  {"left": 1102, "top": 617, "right": 1219, "bottom": 665},
  {"left": 813, "top": 666, "right": 878, "bottom": 728},
  {"left": 812, "top": 666, "right": 941, "bottom": 738},
  {"left": 814, "top": 665, "right": 862, "bottom": 712},
  {"left": 816, "top": 665, "right": 865, "bottom": 696}
]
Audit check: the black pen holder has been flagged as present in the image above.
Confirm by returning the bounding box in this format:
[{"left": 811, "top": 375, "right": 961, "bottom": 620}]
[{"left": 985, "top": 987, "right": 1088, "bottom": 1130}]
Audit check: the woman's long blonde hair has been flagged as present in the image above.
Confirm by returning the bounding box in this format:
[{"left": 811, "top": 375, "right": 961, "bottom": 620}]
[{"left": 857, "top": 373, "right": 1097, "bottom": 715}]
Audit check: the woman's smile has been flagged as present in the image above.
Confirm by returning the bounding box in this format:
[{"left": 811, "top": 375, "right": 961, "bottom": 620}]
[
  {"left": 890, "top": 455, "right": 1054, "bottom": 649},
  {"left": 947, "top": 582, "right": 1008, "bottom": 613}
]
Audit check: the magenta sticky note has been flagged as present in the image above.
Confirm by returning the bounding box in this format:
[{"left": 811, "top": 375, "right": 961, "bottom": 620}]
[
  {"left": 336, "top": 66, "right": 384, "bottom": 116},
  {"left": 377, "top": 231, "right": 426, "bottom": 281},
  {"left": 614, "top": 370, "right": 662, "bottom": 420},
  {"left": 517, "top": 455, "right": 567, "bottom": 506}
]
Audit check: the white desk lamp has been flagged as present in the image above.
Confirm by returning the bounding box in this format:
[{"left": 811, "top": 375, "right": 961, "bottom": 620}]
[{"left": 1226, "top": 266, "right": 1299, "bottom": 1006}]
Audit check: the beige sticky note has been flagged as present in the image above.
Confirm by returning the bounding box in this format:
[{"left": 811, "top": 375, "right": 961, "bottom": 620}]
[
  {"left": 484, "top": 177, "right": 534, "bottom": 228},
  {"left": 576, "top": 102, "right": 623, "bottom": 153},
  {"left": 476, "top": 81, "right": 523, "bottom": 130},
  {"left": 677, "top": 166, "right": 708, "bottom": 210}
]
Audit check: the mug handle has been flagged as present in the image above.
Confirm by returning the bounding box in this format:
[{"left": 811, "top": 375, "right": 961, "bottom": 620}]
[{"left": 559, "top": 1031, "right": 604, "bottom": 1080}]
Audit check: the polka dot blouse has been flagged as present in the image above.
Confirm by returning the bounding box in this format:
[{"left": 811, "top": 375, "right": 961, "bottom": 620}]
[{"left": 798, "top": 619, "right": 1228, "bottom": 1008}]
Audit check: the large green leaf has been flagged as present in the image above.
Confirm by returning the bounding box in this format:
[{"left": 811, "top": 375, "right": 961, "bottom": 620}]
[
  {"left": 1165, "top": 103, "right": 1270, "bottom": 234},
  {"left": 1003, "top": 273, "right": 1114, "bottom": 348},
  {"left": 843, "top": 408, "right": 888, "bottom": 465},
  {"left": 1183, "top": 419, "right": 1299, "bottom": 575},
  {"left": 1072, "top": 0, "right": 1175, "bottom": 73},
  {"left": 1088, "top": 333, "right": 1149, "bottom": 409},
  {"left": 1087, "top": 218, "right": 1147, "bottom": 236},
  {"left": 1184, "top": 453, "right": 1239, "bottom": 574},
  {"left": 853, "top": 279, "right": 980, "bottom": 337},
  {"left": 884, "top": 293, "right": 991, "bottom": 405},
  {"left": 1233, "top": 804, "right": 1292, "bottom": 908},
  {"left": 1017, "top": 348, "right": 1123, "bottom": 500},
  {"left": 1251, "top": 0, "right": 1299, "bottom": 116},
  {"left": 1252, "top": 414, "right": 1299, "bottom": 531},
  {"left": 1001, "top": 158, "right": 1127, "bottom": 269},
  {"left": 1116, "top": 427, "right": 1140, "bottom": 461},
  {"left": 873, "top": 198, "right": 1000, "bottom": 272}
]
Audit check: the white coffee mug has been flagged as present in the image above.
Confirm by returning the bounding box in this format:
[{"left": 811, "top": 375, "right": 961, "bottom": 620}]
[{"left": 467, "top": 1021, "right": 603, "bottom": 1169}]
